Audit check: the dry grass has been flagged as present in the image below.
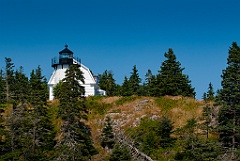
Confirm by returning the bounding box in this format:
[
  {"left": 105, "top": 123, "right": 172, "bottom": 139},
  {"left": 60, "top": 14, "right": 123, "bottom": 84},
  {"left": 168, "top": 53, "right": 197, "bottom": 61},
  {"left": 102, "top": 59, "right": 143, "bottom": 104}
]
[{"left": 86, "top": 96, "right": 207, "bottom": 161}]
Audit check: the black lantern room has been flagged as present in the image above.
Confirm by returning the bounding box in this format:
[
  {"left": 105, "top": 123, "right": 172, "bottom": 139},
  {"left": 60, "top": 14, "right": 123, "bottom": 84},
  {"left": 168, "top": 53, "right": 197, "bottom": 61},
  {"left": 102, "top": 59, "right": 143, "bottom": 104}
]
[{"left": 52, "top": 44, "right": 74, "bottom": 68}]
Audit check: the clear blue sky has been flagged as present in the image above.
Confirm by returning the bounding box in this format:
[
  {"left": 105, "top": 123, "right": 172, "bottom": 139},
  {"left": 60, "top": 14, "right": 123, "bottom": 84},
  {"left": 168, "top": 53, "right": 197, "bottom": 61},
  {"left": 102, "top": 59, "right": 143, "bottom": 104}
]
[{"left": 1, "top": 0, "right": 240, "bottom": 99}]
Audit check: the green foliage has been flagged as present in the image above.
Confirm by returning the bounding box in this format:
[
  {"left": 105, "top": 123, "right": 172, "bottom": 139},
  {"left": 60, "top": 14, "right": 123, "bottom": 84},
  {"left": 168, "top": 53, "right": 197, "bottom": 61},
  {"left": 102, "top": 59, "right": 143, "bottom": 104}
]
[
  {"left": 121, "top": 76, "right": 131, "bottom": 96},
  {"left": 155, "top": 97, "right": 178, "bottom": 111},
  {"left": 121, "top": 65, "right": 141, "bottom": 96},
  {"left": 53, "top": 81, "right": 64, "bottom": 99},
  {"left": 0, "top": 70, "right": 5, "bottom": 103},
  {"left": 201, "top": 104, "right": 214, "bottom": 139},
  {"left": 14, "top": 66, "right": 29, "bottom": 103},
  {"left": 203, "top": 82, "right": 215, "bottom": 102},
  {"left": 217, "top": 42, "right": 240, "bottom": 150},
  {"left": 175, "top": 139, "right": 221, "bottom": 161},
  {"left": 174, "top": 117, "right": 221, "bottom": 161},
  {"left": 109, "top": 143, "right": 132, "bottom": 161},
  {"left": 155, "top": 49, "right": 195, "bottom": 97},
  {"left": 0, "top": 106, "right": 11, "bottom": 160},
  {"left": 115, "top": 96, "right": 138, "bottom": 105},
  {"left": 85, "top": 96, "right": 113, "bottom": 115},
  {"left": 101, "top": 117, "right": 115, "bottom": 149},
  {"left": 1, "top": 103, "right": 56, "bottom": 160},
  {"left": 128, "top": 65, "right": 141, "bottom": 95},
  {"left": 98, "top": 70, "right": 117, "bottom": 96},
  {"left": 54, "top": 64, "right": 98, "bottom": 160},
  {"left": 144, "top": 69, "right": 157, "bottom": 96},
  {"left": 5, "top": 57, "right": 15, "bottom": 102},
  {"left": 29, "top": 66, "right": 48, "bottom": 106},
  {"left": 158, "top": 116, "right": 174, "bottom": 148},
  {"left": 129, "top": 116, "right": 174, "bottom": 157}
]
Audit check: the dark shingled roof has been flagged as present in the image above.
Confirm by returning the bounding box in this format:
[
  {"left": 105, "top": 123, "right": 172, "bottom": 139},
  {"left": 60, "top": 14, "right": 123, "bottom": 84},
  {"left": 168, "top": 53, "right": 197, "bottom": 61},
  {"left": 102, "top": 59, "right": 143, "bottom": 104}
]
[{"left": 59, "top": 44, "right": 74, "bottom": 54}]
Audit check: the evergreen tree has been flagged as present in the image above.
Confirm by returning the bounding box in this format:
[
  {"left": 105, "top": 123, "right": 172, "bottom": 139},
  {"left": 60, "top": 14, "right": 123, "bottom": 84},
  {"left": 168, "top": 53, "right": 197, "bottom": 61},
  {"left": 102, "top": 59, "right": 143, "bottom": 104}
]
[
  {"left": 121, "top": 76, "right": 131, "bottom": 96},
  {"left": 128, "top": 65, "right": 141, "bottom": 95},
  {"left": 29, "top": 66, "right": 48, "bottom": 105},
  {"left": 5, "top": 58, "right": 15, "bottom": 102},
  {"left": 156, "top": 49, "right": 195, "bottom": 97},
  {"left": 101, "top": 117, "right": 115, "bottom": 149},
  {"left": 158, "top": 116, "right": 174, "bottom": 148},
  {"left": 0, "top": 105, "right": 12, "bottom": 160},
  {"left": 53, "top": 81, "right": 64, "bottom": 99},
  {"left": 202, "top": 92, "right": 207, "bottom": 100},
  {"left": 1, "top": 103, "right": 56, "bottom": 160},
  {"left": 14, "top": 66, "right": 29, "bottom": 103},
  {"left": 0, "top": 70, "right": 5, "bottom": 103},
  {"left": 144, "top": 69, "right": 153, "bottom": 96},
  {"left": 54, "top": 64, "right": 97, "bottom": 160},
  {"left": 99, "top": 70, "right": 116, "bottom": 96},
  {"left": 109, "top": 143, "right": 132, "bottom": 161},
  {"left": 202, "top": 105, "right": 213, "bottom": 140},
  {"left": 218, "top": 42, "right": 240, "bottom": 151},
  {"left": 175, "top": 118, "right": 221, "bottom": 161},
  {"left": 148, "top": 75, "right": 158, "bottom": 97},
  {"left": 203, "top": 82, "right": 215, "bottom": 101},
  {"left": 201, "top": 83, "right": 215, "bottom": 139}
]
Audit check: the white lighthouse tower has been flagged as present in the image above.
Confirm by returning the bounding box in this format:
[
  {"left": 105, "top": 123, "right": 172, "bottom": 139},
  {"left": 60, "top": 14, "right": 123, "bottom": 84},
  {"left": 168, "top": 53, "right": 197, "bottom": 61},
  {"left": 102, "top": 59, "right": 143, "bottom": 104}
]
[{"left": 48, "top": 45, "right": 105, "bottom": 100}]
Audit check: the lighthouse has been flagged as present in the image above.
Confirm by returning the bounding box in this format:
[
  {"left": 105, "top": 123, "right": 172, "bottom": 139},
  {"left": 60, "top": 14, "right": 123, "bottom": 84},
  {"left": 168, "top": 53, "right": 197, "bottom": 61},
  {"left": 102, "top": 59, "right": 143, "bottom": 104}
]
[{"left": 48, "top": 45, "right": 105, "bottom": 100}]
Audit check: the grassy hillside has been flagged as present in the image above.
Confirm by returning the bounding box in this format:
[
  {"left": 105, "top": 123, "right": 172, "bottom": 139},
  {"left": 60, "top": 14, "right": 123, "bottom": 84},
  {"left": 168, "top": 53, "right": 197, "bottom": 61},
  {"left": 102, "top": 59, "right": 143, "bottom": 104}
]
[
  {"left": 86, "top": 96, "right": 211, "bottom": 161},
  {"left": 0, "top": 96, "right": 215, "bottom": 161}
]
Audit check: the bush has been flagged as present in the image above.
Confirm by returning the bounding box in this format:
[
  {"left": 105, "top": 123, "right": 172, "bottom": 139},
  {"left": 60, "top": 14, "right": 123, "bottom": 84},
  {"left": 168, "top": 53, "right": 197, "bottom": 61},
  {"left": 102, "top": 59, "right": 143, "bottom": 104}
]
[
  {"left": 115, "top": 96, "right": 138, "bottom": 105},
  {"left": 85, "top": 96, "right": 113, "bottom": 115}
]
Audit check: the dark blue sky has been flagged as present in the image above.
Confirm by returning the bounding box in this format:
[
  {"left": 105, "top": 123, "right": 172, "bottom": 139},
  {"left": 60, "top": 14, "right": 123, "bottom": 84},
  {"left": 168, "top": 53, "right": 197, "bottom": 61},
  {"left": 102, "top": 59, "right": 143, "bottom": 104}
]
[{"left": 1, "top": 0, "right": 240, "bottom": 99}]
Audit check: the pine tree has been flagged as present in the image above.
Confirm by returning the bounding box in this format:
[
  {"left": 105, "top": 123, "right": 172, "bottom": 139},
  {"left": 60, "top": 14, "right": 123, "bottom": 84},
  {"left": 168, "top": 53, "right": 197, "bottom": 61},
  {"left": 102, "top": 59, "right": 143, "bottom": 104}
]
[
  {"left": 158, "top": 116, "right": 174, "bottom": 148},
  {"left": 101, "top": 117, "right": 115, "bottom": 149},
  {"left": 1, "top": 103, "right": 56, "bottom": 160},
  {"left": 0, "top": 70, "right": 5, "bottom": 103},
  {"left": 203, "top": 82, "right": 215, "bottom": 101},
  {"left": 201, "top": 83, "right": 215, "bottom": 139},
  {"left": 14, "top": 66, "right": 29, "bottom": 103},
  {"left": 5, "top": 58, "right": 15, "bottom": 102},
  {"left": 99, "top": 70, "right": 116, "bottom": 96},
  {"left": 144, "top": 69, "right": 153, "bottom": 96},
  {"left": 156, "top": 49, "right": 195, "bottom": 97},
  {"left": 218, "top": 42, "right": 240, "bottom": 151},
  {"left": 53, "top": 81, "right": 64, "bottom": 99},
  {"left": 54, "top": 64, "right": 97, "bottom": 160},
  {"left": 0, "top": 105, "right": 12, "bottom": 160},
  {"left": 109, "top": 143, "right": 132, "bottom": 161},
  {"left": 121, "top": 76, "right": 131, "bottom": 96},
  {"left": 29, "top": 66, "right": 48, "bottom": 105},
  {"left": 175, "top": 118, "right": 221, "bottom": 161},
  {"left": 128, "top": 65, "right": 141, "bottom": 95}
]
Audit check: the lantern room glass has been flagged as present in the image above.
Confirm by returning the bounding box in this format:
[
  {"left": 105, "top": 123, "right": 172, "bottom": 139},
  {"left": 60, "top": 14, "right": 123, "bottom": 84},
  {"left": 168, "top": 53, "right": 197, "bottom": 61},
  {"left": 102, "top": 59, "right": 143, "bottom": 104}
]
[{"left": 59, "top": 53, "right": 73, "bottom": 59}]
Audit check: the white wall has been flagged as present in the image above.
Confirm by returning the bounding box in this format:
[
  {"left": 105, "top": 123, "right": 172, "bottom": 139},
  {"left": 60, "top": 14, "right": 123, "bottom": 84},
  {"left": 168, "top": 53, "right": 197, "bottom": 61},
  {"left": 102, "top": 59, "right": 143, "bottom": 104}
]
[{"left": 48, "top": 60, "right": 103, "bottom": 100}]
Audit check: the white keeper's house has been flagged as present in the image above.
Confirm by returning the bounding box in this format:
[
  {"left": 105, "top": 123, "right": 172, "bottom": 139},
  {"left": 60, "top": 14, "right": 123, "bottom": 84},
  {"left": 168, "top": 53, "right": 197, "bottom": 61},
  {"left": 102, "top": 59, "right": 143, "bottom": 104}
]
[{"left": 48, "top": 45, "right": 106, "bottom": 100}]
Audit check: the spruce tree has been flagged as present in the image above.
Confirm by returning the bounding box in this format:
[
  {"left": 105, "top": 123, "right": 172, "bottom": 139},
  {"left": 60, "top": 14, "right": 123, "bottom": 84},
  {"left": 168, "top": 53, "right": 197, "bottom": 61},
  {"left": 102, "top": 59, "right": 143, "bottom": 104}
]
[
  {"left": 14, "top": 66, "right": 29, "bottom": 103},
  {"left": 121, "top": 76, "right": 131, "bottom": 96},
  {"left": 101, "top": 117, "right": 115, "bottom": 149},
  {"left": 99, "top": 70, "right": 116, "bottom": 96},
  {"left": 0, "top": 70, "right": 5, "bottom": 103},
  {"left": 128, "top": 65, "right": 141, "bottom": 95},
  {"left": 201, "top": 83, "right": 215, "bottom": 139},
  {"left": 205, "top": 82, "right": 215, "bottom": 101},
  {"left": 156, "top": 49, "right": 195, "bottom": 97},
  {"left": 5, "top": 58, "right": 15, "bottom": 102},
  {"left": 29, "top": 66, "right": 48, "bottom": 105},
  {"left": 109, "top": 143, "right": 132, "bottom": 161},
  {"left": 218, "top": 42, "right": 240, "bottom": 151},
  {"left": 144, "top": 69, "right": 153, "bottom": 96},
  {"left": 158, "top": 116, "right": 174, "bottom": 148},
  {"left": 54, "top": 64, "right": 97, "bottom": 160}
]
